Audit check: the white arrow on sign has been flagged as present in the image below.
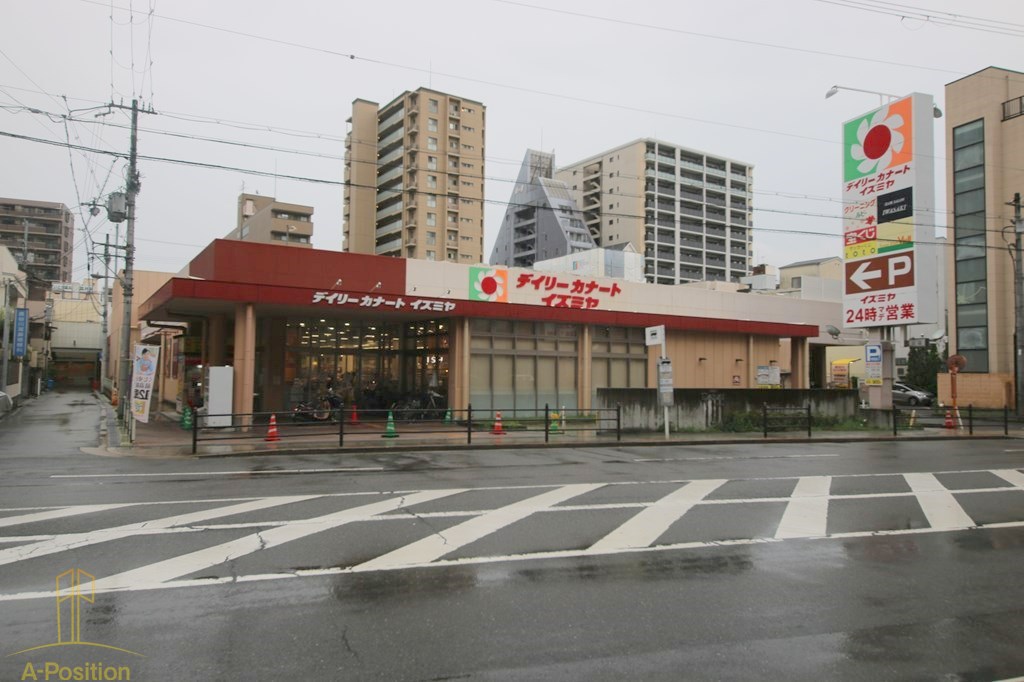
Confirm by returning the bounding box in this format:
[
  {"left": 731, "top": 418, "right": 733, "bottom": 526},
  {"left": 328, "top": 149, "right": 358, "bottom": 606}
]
[{"left": 849, "top": 261, "right": 883, "bottom": 291}]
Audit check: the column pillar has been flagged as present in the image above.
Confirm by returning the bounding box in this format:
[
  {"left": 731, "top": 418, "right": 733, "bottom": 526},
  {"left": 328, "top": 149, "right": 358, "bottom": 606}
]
[
  {"left": 208, "top": 315, "right": 227, "bottom": 366},
  {"left": 578, "top": 324, "right": 592, "bottom": 410},
  {"left": 232, "top": 304, "right": 256, "bottom": 428}
]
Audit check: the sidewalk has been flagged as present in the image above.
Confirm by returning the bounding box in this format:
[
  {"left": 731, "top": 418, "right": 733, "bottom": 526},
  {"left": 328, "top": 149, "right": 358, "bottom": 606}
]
[{"left": 102, "top": 402, "right": 1021, "bottom": 459}]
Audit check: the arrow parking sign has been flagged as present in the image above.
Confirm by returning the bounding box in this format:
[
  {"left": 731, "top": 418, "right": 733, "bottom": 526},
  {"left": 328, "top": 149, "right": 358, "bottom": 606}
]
[{"left": 845, "top": 252, "right": 914, "bottom": 294}]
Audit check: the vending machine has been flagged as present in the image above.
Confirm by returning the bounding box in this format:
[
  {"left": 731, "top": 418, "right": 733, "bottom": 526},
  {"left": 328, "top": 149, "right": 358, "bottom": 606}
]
[{"left": 203, "top": 366, "right": 234, "bottom": 427}]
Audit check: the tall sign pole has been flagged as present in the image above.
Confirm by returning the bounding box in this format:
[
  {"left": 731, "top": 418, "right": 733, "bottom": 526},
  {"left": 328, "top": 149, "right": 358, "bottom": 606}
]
[
  {"left": 117, "top": 100, "right": 139, "bottom": 424},
  {"left": 840, "top": 93, "right": 938, "bottom": 409},
  {"left": 1012, "top": 192, "right": 1023, "bottom": 416}
]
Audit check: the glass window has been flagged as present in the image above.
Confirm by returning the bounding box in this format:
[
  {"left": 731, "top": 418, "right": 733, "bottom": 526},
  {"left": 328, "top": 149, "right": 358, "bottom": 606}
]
[
  {"left": 955, "top": 257, "right": 986, "bottom": 282},
  {"left": 953, "top": 119, "right": 983, "bottom": 149},
  {"left": 955, "top": 235, "right": 986, "bottom": 260},
  {"left": 428, "top": 118, "right": 438, "bottom": 132},
  {"left": 958, "top": 349, "right": 988, "bottom": 373},
  {"left": 956, "top": 281, "right": 986, "bottom": 305},
  {"left": 428, "top": 99, "right": 438, "bottom": 113},
  {"left": 427, "top": 137, "right": 438, "bottom": 151},
  {"left": 955, "top": 212, "right": 985, "bottom": 236},
  {"left": 955, "top": 189, "right": 985, "bottom": 215},
  {"left": 957, "top": 303, "right": 987, "bottom": 327},
  {"left": 426, "top": 213, "right": 436, "bottom": 227},
  {"left": 957, "top": 327, "right": 987, "bottom": 350},
  {"left": 954, "top": 143, "right": 983, "bottom": 172},
  {"left": 954, "top": 165, "right": 984, "bottom": 193}
]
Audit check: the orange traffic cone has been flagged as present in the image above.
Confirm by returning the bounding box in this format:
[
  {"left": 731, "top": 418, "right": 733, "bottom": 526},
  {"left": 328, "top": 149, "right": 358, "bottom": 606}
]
[
  {"left": 265, "top": 414, "right": 281, "bottom": 441},
  {"left": 491, "top": 411, "right": 505, "bottom": 435},
  {"left": 350, "top": 403, "right": 359, "bottom": 424},
  {"left": 943, "top": 410, "right": 954, "bottom": 429}
]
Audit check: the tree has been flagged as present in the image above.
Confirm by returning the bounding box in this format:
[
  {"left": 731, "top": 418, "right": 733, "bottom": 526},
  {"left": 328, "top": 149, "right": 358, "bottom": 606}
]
[{"left": 905, "top": 345, "right": 944, "bottom": 394}]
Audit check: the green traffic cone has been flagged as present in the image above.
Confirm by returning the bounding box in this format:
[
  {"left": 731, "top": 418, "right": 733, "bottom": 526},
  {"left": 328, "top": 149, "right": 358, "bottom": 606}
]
[
  {"left": 443, "top": 408, "right": 453, "bottom": 425},
  {"left": 382, "top": 410, "right": 400, "bottom": 438},
  {"left": 180, "top": 406, "right": 193, "bottom": 430}
]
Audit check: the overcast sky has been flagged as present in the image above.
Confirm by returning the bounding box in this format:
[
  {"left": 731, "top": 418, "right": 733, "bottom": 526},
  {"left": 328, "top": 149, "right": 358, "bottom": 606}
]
[{"left": 2, "top": 0, "right": 1022, "bottom": 280}]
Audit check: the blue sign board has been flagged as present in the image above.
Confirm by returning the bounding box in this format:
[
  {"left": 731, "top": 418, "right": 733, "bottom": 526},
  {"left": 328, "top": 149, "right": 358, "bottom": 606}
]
[
  {"left": 865, "top": 344, "right": 882, "bottom": 364},
  {"left": 13, "top": 308, "right": 28, "bottom": 358}
]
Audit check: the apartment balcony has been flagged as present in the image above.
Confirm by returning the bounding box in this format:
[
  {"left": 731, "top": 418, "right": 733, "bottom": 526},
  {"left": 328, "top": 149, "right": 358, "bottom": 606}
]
[
  {"left": 705, "top": 175, "right": 726, "bottom": 188},
  {"left": 706, "top": 224, "right": 726, "bottom": 238},
  {"left": 378, "top": 127, "right": 404, "bottom": 150},
  {"left": 378, "top": 165, "right": 403, "bottom": 185},
  {"left": 706, "top": 239, "right": 726, "bottom": 253},
  {"left": 375, "top": 237, "right": 402, "bottom": 256},
  {"left": 375, "top": 201, "right": 403, "bottom": 221},
  {"left": 679, "top": 160, "right": 703, "bottom": 172},
  {"left": 378, "top": 145, "right": 404, "bottom": 167},
  {"left": 378, "top": 107, "right": 405, "bottom": 133},
  {"left": 679, "top": 252, "right": 703, "bottom": 265}
]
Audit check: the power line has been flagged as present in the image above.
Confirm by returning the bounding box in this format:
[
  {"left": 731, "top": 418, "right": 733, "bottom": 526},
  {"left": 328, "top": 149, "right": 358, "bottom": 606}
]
[
  {"left": 814, "top": 0, "right": 1024, "bottom": 38},
  {"left": 9, "top": 127, "right": 1017, "bottom": 257}
]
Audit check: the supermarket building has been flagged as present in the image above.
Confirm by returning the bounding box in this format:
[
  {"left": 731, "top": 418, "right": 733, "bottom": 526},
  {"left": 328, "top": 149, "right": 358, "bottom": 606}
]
[{"left": 136, "top": 240, "right": 825, "bottom": 417}]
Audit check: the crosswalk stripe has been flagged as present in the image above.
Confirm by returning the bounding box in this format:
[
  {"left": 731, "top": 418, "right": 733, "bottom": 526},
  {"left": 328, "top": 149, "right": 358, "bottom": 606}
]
[
  {"left": 91, "top": 488, "right": 467, "bottom": 591},
  {"left": 0, "top": 504, "right": 131, "bottom": 529},
  {"left": 775, "top": 476, "right": 831, "bottom": 539},
  {"left": 0, "top": 495, "right": 323, "bottom": 568},
  {"left": 355, "top": 484, "right": 603, "bottom": 571},
  {"left": 904, "top": 473, "right": 975, "bottom": 529},
  {"left": 588, "top": 480, "right": 725, "bottom": 552},
  {"left": 993, "top": 469, "right": 1024, "bottom": 488}
]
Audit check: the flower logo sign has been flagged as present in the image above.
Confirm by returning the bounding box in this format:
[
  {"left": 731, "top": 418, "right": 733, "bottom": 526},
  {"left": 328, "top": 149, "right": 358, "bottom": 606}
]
[
  {"left": 843, "top": 96, "right": 913, "bottom": 182},
  {"left": 469, "top": 266, "right": 508, "bottom": 302}
]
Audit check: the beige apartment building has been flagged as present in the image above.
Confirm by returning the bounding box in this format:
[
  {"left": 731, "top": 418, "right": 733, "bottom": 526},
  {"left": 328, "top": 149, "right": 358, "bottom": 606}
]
[
  {"left": 343, "top": 88, "right": 485, "bottom": 263},
  {"left": 944, "top": 67, "right": 1024, "bottom": 406},
  {"left": 555, "top": 139, "right": 753, "bottom": 285},
  {"left": 0, "top": 198, "right": 74, "bottom": 283},
  {"left": 224, "top": 193, "right": 313, "bottom": 247}
]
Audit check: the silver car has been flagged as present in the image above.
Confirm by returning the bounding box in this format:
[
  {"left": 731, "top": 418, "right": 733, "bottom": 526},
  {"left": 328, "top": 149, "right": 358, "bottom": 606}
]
[{"left": 892, "top": 382, "right": 934, "bottom": 406}]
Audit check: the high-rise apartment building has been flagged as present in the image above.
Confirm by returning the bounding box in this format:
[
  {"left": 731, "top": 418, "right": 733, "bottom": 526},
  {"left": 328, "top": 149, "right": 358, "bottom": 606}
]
[
  {"left": 225, "top": 193, "right": 313, "bottom": 248},
  {"left": 944, "top": 67, "right": 1024, "bottom": 387},
  {"left": 343, "top": 88, "right": 485, "bottom": 263},
  {"left": 489, "top": 150, "right": 595, "bottom": 268},
  {"left": 0, "top": 198, "right": 74, "bottom": 283},
  {"left": 555, "top": 139, "right": 753, "bottom": 285}
]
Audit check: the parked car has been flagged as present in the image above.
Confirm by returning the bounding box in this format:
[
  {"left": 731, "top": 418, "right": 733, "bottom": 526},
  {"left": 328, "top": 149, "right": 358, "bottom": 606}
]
[{"left": 892, "top": 382, "right": 934, "bottom": 406}]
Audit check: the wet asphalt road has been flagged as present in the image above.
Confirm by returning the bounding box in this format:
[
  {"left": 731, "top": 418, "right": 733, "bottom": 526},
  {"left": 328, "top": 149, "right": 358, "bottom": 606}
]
[{"left": 2, "top": 389, "right": 1024, "bottom": 681}]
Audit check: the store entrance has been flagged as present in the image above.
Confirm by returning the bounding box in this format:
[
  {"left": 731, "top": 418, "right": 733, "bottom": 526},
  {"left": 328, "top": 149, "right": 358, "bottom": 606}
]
[{"left": 277, "top": 318, "right": 449, "bottom": 413}]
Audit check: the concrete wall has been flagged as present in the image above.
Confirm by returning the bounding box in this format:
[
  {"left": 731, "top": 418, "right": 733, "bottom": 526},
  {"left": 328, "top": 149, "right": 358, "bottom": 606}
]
[{"left": 596, "top": 387, "right": 859, "bottom": 431}]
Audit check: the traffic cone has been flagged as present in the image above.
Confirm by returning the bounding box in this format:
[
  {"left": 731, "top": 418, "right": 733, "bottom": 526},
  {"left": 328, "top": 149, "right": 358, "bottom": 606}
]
[
  {"left": 350, "top": 403, "right": 359, "bottom": 424},
  {"left": 265, "top": 414, "right": 281, "bottom": 442},
  {"left": 443, "top": 408, "right": 453, "bottom": 425},
  {"left": 491, "top": 411, "right": 505, "bottom": 435},
  {"left": 382, "top": 410, "right": 399, "bottom": 438},
  {"left": 944, "top": 410, "right": 954, "bottom": 429}
]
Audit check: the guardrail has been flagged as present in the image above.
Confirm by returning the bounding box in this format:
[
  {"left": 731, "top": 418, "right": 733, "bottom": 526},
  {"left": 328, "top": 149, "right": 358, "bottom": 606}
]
[{"left": 190, "top": 404, "right": 622, "bottom": 454}]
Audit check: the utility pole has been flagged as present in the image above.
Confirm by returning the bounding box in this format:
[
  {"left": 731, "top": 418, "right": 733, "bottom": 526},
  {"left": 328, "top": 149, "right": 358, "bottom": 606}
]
[
  {"left": 1, "top": 278, "right": 10, "bottom": 396},
  {"left": 117, "top": 99, "right": 140, "bottom": 425},
  {"left": 1012, "top": 192, "right": 1023, "bottom": 417}
]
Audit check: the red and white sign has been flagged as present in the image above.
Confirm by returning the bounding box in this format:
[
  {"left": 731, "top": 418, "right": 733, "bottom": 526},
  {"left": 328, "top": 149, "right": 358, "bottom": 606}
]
[
  {"left": 840, "top": 93, "right": 937, "bottom": 328},
  {"left": 844, "top": 252, "right": 914, "bottom": 294}
]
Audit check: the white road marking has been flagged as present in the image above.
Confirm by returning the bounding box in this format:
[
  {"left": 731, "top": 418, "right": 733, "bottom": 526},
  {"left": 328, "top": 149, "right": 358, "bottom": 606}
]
[
  {"left": 904, "top": 473, "right": 975, "bottom": 529},
  {"left": 6, "top": 519, "right": 1023, "bottom": 602},
  {"left": 0, "top": 504, "right": 132, "bottom": 529},
  {"left": 51, "top": 467, "right": 385, "bottom": 478},
  {"left": 775, "top": 476, "right": 832, "bottom": 539},
  {"left": 633, "top": 454, "right": 839, "bottom": 462},
  {"left": 355, "top": 484, "right": 602, "bottom": 571},
  {"left": 0, "top": 495, "right": 323, "bottom": 567},
  {"left": 993, "top": 469, "right": 1024, "bottom": 488},
  {"left": 588, "top": 480, "right": 725, "bottom": 551},
  {"left": 91, "top": 488, "right": 466, "bottom": 591}
]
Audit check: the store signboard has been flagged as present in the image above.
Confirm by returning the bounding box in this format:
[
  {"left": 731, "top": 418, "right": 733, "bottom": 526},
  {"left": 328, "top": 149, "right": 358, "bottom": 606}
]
[{"left": 841, "top": 93, "right": 936, "bottom": 328}]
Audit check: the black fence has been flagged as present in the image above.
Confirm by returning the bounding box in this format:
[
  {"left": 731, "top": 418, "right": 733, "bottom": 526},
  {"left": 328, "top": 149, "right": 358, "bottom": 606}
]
[{"left": 190, "top": 404, "right": 622, "bottom": 454}]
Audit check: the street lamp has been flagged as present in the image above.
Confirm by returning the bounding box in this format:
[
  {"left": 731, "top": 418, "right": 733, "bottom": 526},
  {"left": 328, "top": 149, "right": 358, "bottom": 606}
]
[{"left": 825, "top": 85, "right": 943, "bottom": 118}]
